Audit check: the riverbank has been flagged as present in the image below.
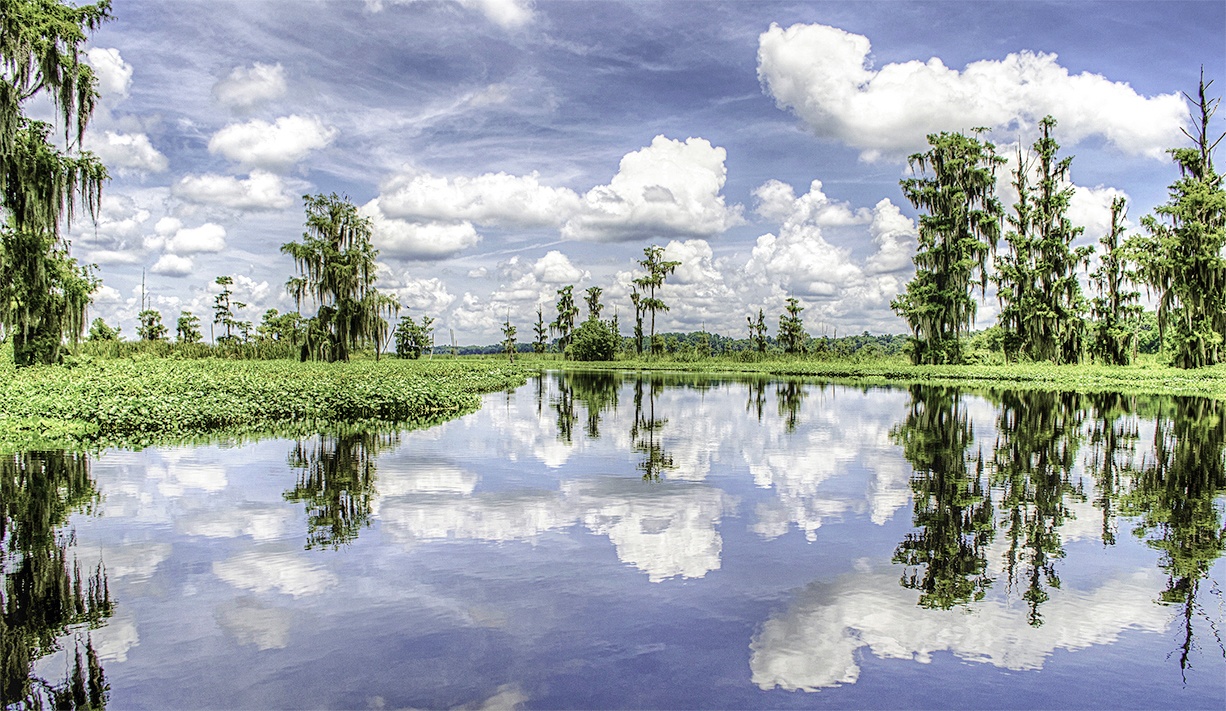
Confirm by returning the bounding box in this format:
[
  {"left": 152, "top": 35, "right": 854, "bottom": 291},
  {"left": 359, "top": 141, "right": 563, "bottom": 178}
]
[
  {"left": 545, "top": 355, "right": 1226, "bottom": 399},
  {"left": 0, "top": 356, "right": 529, "bottom": 452}
]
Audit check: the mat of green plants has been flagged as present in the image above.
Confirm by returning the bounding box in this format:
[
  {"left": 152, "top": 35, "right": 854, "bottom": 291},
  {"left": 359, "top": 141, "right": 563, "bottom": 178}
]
[
  {"left": 548, "top": 355, "right": 1226, "bottom": 399},
  {"left": 0, "top": 355, "right": 529, "bottom": 453}
]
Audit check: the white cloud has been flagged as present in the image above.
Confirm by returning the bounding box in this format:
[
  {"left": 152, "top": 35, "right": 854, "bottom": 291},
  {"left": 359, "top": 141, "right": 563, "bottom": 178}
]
[
  {"left": 377, "top": 170, "right": 581, "bottom": 228},
  {"left": 562, "top": 135, "right": 744, "bottom": 242},
  {"left": 385, "top": 274, "right": 457, "bottom": 313},
  {"left": 166, "top": 223, "right": 227, "bottom": 254},
  {"left": 150, "top": 253, "right": 194, "bottom": 277},
  {"left": 85, "top": 47, "right": 133, "bottom": 99},
  {"left": 213, "top": 62, "right": 288, "bottom": 112},
  {"left": 87, "top": 131, "right": 168, "bottom": 174},
  {"left": 757, "top": 22, "right": 1187, "bottom": 160},
  {"left": 368, "top": 0, "right": 534, "bottom": 29},
  {"left": 533, "top": 250, "right": 585, "bottom": 284},
  {"left": 364, "top": 200, "right": 482, "bottom": 260},
  {"left": 173, "top": 170, "right": 296, "bottom": 211},
  {"left": 208, "top": 115, "right": 337, "bottom": 171}
]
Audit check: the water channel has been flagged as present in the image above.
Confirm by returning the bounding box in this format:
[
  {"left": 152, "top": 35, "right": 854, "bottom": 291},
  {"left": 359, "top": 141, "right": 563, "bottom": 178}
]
[{"left": 3, "top": 371, "right": 1224, "bottom": 709}]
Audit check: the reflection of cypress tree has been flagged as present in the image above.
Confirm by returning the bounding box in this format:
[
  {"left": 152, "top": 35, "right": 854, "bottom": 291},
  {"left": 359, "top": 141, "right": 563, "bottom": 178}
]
[
  {"left": 284, "top": 431, "right": 397, "bottom": 549},
  {"left": 1121, "top": 396, "right": 1226, "bottom": 678},
  {"left": 631, "top": 376, "right": 673, "bottom": 481},
  {"left": 1085, "top": 392, "right": 1141, "bottom": 546},
  {"left": 563, "top": 371, "right": 620, "bottom": 440},
  {"left": 775, "top": 381, "right": 807, "bottom": 433},
  {"left": 552, "top": 377, "right": 577, "bottom": 445},
  {"left": 745, "top": 378, "right": 767, "bottom": 422},
  {"left": 990, "top": 391, "right": 1086, "bottom": 626},
  {"left": 2, "top": 452, "right": 112, "bottom": 710},
  {"left": 891, "top": 386, "right": 995, "bottom": 609}
]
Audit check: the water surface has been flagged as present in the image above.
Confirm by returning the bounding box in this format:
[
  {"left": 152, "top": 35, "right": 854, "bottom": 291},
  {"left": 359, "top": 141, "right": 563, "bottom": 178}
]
[{"left": 4, "top": 371, "right": 1224, "bottom": 709}]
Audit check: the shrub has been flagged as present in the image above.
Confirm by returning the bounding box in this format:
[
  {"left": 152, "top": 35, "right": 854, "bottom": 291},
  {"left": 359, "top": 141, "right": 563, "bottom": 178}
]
[{"left": 567, "top": 319, "right": 619, "bottom": 361}]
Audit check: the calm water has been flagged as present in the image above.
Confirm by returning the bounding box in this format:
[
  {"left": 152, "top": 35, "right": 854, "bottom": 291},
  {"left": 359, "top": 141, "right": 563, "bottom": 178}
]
[{"left": 4, "top": 371, "right": 1224, "bottom": 709}]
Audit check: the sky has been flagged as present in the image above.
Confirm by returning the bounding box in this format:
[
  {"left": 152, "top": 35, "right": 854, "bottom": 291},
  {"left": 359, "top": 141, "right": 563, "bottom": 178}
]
[{"left": 60, "top": 0, "right": 1226, "bottom": 343}]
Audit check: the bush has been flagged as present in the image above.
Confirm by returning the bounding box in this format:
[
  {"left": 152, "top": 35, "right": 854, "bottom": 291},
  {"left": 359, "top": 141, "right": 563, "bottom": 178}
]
[{"left": 567, "top": 319, "right": 619, "bottom": 361}]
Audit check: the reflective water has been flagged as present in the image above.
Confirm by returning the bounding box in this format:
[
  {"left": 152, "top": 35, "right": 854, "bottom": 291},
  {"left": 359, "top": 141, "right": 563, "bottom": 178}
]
[{"left": 3, "top": 371, "right": 1224, "bottom": 709}]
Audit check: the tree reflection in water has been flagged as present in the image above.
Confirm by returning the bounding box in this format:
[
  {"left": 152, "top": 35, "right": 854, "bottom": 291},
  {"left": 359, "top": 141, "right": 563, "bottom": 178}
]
[
  {"left": 1, "top": 451, "right": 112, "bottom": 710},
  {"left": 989, "top": 390, "right": 1086, "bottom": 627},
  {"left": 1085, "top": 392, "right": 1140, "bottom": 546},
  {"left": 775, "top": 380, "right": 807, "bottom": 434},
  {"left": 890, "top": 386, "right": 995, "bottom": 609},
  {"left": 632, "top": 376, "right": 674, "bottom": 481},
  {"left": 564, "top": 371, "right": 619, "bottom": 440},
  {"left": 284, "top": 430, "right": 399, "bottom": 549},
  {"left": 1122, "top": 396, "right": 1226, "bottom": 678}
]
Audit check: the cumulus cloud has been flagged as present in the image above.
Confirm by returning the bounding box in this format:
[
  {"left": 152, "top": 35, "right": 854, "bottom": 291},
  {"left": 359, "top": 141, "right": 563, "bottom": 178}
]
[
  {"left": 384, "top": 274, "right": 457, "bottom": 313},
  {"left": 165, "top": 223, "right": 227, "bottom": 254},
  {"left": 85, "top": 47, "right": 133, "bottom": 99},
  {"left": 150, "top": 253, "right": 193, "bottom": 277},
  {"left": 757, "top": 22, "right": 1187, "bottom": 160},
  {"left": 562, "top": 135, "right": 744, "bottom": 242},
  {"left": 208, "top": 115, "right": 336, "bottom": 171},
  {"left": 363, "top": 200, "right": 481, "bottom": 259},
  {"left": 87, "top": 131, "right": 168, "bottom": 174},
  {"left": 173, "top": 170, "right": 296, "bottom": 211},
  {"left": 376, "top": 170, "right": 581, "bottom": 228},
  {"left": 367, "top": 0, "right": 534, "bottom": 29},
  {"left": 213, "top": 62, "right": 288, "bottom": 112},
  {"left": 533, "top": 249, "right": 585, "bottom": 284}
]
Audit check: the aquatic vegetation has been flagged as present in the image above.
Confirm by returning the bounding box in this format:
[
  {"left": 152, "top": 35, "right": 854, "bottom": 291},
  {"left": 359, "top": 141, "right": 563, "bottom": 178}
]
[{"left": 0, "top": 356, "right": 528, "bottom": 451}]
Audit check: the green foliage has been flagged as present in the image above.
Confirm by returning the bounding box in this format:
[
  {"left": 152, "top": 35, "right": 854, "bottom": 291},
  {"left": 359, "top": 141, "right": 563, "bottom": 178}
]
[
  {"left": 0, "top": 357, "right": 529, "bottom": 451},
  {"left": 175, "top": 311, "right": 202, "bottom": 344},
  {"left": 1129, "top": 74, "right": 1226, "bottom": 368},
  {"left": 86, "top": 317, "right": 117, "bottom": 342},
  {"left": 0, "top": 0, "right": 112, "bottom": 367},
  {"left": 1091, "top": 198, "right": 1144, "bottom": 364},
  {"left": 393, "top": 314, "right": 434, "bottom": 359},
  {"left": 211, "top": 275, "right": 245, "bottom": 344},
  {"left": 778, "top": 297, "right": 806, "bottom": 354},
  {"left": 995, "top": 117, "right": 1091, "bottom": 363},
  {"left": 281, "top": 194, "right": 398, "bottom": 362},
  {"left": 633, "top": 245, "right": 680, "bottom": 356},
  {"left": 567, "top": 318, "right": 619, "bottom": 361},
  {"left": 136, "top": 308, "right": 167, "bottom": 341},
  {"left": 892, "top": 131, "right": 1005, "bottom": 365}
]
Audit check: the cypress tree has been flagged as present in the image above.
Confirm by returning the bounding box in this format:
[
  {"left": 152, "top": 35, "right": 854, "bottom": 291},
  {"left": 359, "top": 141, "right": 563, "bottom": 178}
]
[{"left": 892, "top": 131, "right": 1005, "bottom": 364}]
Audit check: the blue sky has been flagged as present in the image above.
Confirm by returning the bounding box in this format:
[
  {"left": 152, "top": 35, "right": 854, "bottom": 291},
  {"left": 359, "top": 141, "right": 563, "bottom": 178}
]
[{"left": 69, "top": 0, "right": 1226, "bottom": 342}]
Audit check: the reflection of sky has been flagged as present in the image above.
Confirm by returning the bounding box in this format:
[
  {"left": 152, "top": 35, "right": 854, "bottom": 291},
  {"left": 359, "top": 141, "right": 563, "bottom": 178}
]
[{"left": 51, "top": 376, "right": 1224, "bottom": 709}]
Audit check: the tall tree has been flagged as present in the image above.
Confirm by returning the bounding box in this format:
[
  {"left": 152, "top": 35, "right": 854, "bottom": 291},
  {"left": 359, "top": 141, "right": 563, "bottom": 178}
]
[
  {"left": 747, "top": 308, "right": 768, "bottom": 354},
  {"left": 777, "top": 297, "right": 806, "bottom": 355},
  {"left": 551, "top": 285, "right": 578, "bottom": 353},
  {"left": 630, "top": 288, "right": 645, "bottom": 356},
  {"left": 996, "top": 117, "right": 1091, "bottom": 363},
  {"left": 281, "top": 193, "right": 396, "bottom": 362},
  {"left": 1129, "top": 73, "right": 1226, "bottom": 368},
  {"left": 633, "top": 245, "right": 680, "bottom": 356},
  {"left": 892, "top": 131, "right": 1005, "bottom": 364},
  {"left": 1091, "top": 198, "right": 1144, "bottom": 364},
  {"left": 212, "top": 275, "right": 245, "bottom": 344},
  {"left": 533, "top": 305, "right": 548, "bottom": 353},
  {"left": 501, "top": 313, "right": 517, "bottom": 363},
  {"left": 0, "top": 0, "right": 111, "bottom": 366},
  {"left": 584, "top": 286, "right": 603, "bottom": 320}
]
